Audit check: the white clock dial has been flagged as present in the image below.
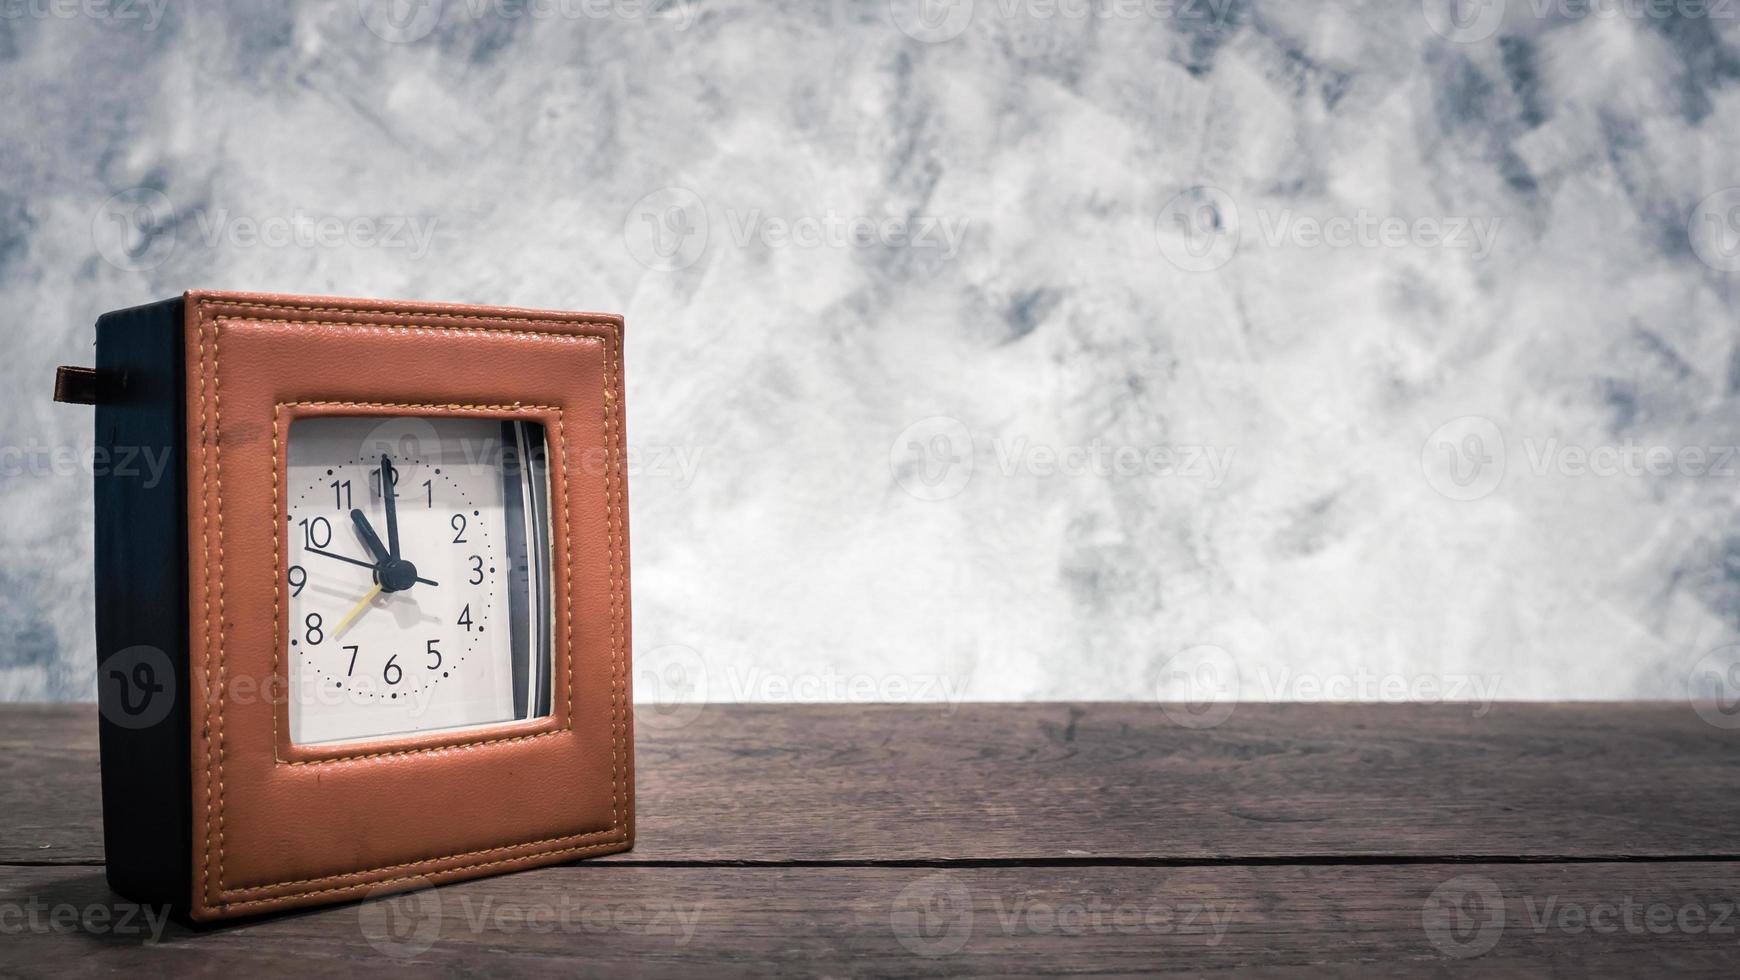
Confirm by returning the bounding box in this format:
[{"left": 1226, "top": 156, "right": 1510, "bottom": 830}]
[{"left": 284, "top": 416, "right": 551, "bottom": 746}]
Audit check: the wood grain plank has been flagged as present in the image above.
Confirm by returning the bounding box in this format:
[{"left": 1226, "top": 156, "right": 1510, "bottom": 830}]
[
  {"left": 5, "top": 702, "right": 1740, "bottom": 865},
  {"left": 0, "top": 706, "right": 100, "bottom": 866},
  {"left": 3, "top": 863, "right": 1739, "bottom": 977}
]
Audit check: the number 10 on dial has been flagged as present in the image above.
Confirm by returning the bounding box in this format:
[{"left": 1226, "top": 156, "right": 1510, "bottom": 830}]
[{"left": 285, "top": 416, "right": 552, "bottom": 746}]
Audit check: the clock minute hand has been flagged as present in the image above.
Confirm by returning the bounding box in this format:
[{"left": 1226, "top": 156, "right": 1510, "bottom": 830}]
[{"left": 380, "top": 454, "right": 401, "bottom": 560}]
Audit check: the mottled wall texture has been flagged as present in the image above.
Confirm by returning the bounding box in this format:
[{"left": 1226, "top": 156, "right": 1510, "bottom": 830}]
[{"left": 3, "top": 0, "right": 1740, "bottom": 704}]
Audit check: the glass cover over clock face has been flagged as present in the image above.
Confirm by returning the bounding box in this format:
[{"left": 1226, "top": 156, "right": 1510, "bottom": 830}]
[{"left": 285, "top": 416, "right": 553, "bottom": 746}]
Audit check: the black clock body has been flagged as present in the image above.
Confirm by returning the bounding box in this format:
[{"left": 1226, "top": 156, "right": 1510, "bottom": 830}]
[{"left": 90, "top": 295, "right": 194, "bottom": 913}]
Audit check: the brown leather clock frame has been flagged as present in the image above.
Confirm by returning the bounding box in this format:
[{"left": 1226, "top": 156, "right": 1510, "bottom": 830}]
[{"left": 79, "top": 291, "right": 634, "bottom": 922}]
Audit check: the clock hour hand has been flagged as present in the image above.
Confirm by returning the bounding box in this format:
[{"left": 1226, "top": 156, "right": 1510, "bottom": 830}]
[{"left": 350, "top": 508, "right": 391, "bottom": 564}]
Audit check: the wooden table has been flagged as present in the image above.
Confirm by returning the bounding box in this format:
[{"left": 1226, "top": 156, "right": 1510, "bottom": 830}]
[{"left": 4, "top": 702, "right": 1738, "bottom": 976}]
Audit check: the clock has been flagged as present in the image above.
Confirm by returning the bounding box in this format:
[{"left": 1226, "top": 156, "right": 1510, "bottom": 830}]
[{"left": 56, "top": 291, "right": 635, "bottom": 921}]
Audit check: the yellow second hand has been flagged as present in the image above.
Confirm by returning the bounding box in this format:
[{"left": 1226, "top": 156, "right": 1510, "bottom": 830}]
[{"left": 334, "top": 583, "right": 384, "bottom": 637}]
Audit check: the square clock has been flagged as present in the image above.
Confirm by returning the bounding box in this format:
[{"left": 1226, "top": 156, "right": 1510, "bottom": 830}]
[{"left": 56, "top": 291, "right": 634, "bottom": 921}]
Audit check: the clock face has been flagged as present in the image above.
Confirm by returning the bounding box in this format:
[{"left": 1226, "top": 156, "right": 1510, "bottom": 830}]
[{"left": 284, "top": 416, "right": 552, "bottom": 746}]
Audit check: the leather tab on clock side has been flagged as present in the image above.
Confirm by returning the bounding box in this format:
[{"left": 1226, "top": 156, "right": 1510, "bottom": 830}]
[{"left": 53, "top": 365, "right": 113, "bottom": 405}]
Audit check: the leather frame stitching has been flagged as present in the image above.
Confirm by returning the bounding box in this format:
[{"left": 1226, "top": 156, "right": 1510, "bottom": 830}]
[{"left": 214, "top": 839, "right": 634, "bottom": 908}]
